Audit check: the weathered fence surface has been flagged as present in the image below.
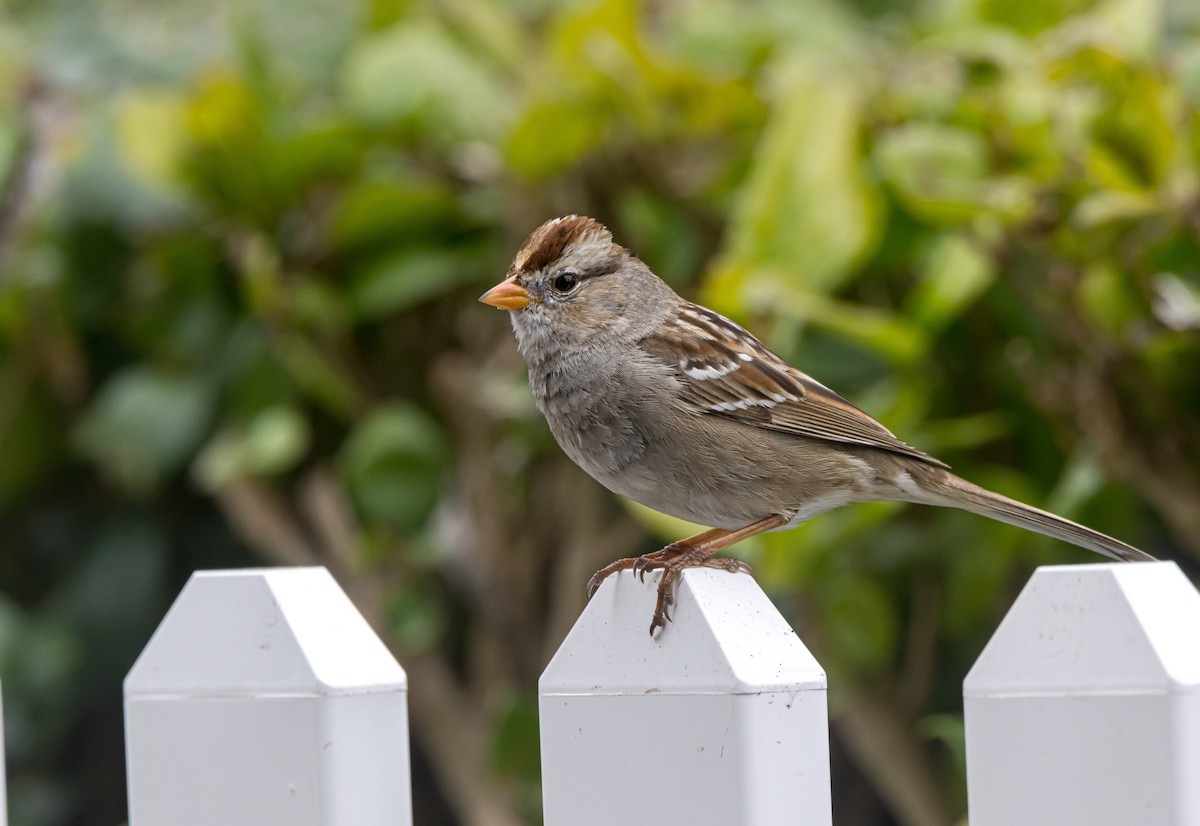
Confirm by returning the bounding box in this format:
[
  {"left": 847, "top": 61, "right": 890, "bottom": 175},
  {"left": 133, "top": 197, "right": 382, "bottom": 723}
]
[
  {"left": 110, "top": 560, "right": 1200, "bottom": 826},
  {"left": 964, "top": 561, "right": 1200, "bottom": 826},
  {"left": 123, "top": 567, "right": 412, "bottom": 826},
  {"left": 539, "top": 568, "right": 832, "bottom": 826}
]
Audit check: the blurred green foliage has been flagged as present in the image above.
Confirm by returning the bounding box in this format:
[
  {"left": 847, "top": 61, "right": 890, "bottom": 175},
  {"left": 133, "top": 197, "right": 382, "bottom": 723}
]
[{"left": 1, "top": 0, "right": 1199, "bottom": 823}]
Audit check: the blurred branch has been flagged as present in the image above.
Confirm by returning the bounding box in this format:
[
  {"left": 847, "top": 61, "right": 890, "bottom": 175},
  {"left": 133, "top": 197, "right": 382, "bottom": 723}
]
[
  {"left": 836, "top": 690, "right": 956, "bottom": 826},
  {"left": 403, "top": 652, "right": 526, "bottom": 826},
  {"left": 212, "top": 479, "right": 322, "bottom": 567},
  {"left": 298, "top": 465, "right": 359, "bottom": 568},
  {"left": 430, "top": 350, "right": 648, "bottom": 669},
  {"left": 0, "top": 74, "right": 56, "bottom": 272},
  {"left": 1006, "top": 256, "right": 1200, "bottom": 560},
  {"left": 897, "top": 573, "right": 940, "bottom": 715},
  {"left": 540, "top": 463, "right": 647, "bottom": 660},
  {"left": 211, "top": 470, "right": 527, "bottom": 826},
  {"left": 0, "top": 79, "right": 36, "bottom": 267},
  {"left": 0, "top": 353, "right": 33, "bottom": 450},
  {"left": 1066, "top": 369, "right": 1200, "bottom": 557}
]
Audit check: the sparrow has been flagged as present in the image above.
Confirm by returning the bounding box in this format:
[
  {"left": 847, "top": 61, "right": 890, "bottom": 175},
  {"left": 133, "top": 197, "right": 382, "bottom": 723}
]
[{"left": 480, "top": 216, "right": 1155, "bottom": 635}]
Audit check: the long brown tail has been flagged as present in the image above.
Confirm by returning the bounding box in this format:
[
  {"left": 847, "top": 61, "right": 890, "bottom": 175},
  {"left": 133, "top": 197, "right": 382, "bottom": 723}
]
[{"left": 911, "top": 469, "right": 1155, "bottom": 563}]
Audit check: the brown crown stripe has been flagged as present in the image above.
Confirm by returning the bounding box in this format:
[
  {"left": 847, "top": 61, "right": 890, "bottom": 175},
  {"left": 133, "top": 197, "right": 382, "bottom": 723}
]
[{"left": 510, "top": 215, "right": 609, "bottom": 275}]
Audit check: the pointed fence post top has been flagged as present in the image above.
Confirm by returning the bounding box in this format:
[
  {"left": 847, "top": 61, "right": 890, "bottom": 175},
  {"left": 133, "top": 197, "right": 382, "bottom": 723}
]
[
  {"left": 125, "top": 567, "right": 406, "bottom": 698},
  {"left": 540, "top": 569, "right": 825, "bottom": 696},
  {"left": 964, "top": 561, "right": 1200, "bottom": 697}
]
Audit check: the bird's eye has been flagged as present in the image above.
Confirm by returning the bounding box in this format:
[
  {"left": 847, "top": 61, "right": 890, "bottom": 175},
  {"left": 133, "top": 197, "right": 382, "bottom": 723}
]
[{"left": 552, "top": 272, "right": 579, "bottom": 293}]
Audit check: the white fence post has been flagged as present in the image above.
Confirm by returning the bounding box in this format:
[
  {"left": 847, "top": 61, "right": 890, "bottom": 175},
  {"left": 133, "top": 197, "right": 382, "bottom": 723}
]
[
  {"left": 539, "top": 568, "right": 832, "bottom": 826},
  {"left": 964, "top": 561, "right": 1200, "bottom": 826},
  {"left": 124, "top": 567, "right": 412, "bottom": 826}
]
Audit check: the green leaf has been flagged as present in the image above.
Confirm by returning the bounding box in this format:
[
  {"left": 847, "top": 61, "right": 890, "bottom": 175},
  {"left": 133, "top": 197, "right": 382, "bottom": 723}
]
[
  {"left": 489, "top": 692, "right": 541, "bottom": 783},
  {"left": 1088, "top": 71, "right": 1177, "bottom": 189},
  {"left": 0, "top": 118, "right": 18, "bottom": 192},
  {"left": 726, "top": 59, "right": 878, "bottom": 289},
  {"left": 331, "top": 181, "right": 462, "bottom": 251},
  {"left": 941, "top": 529, "right": 1018, "bottom": 638},
  {"left": 924, "top": 410, "right": 1014, "bottom": 453},
  {"left": 341, "top": 20, "right": 511, "bottom": 140},
  {"left": 386, "top": 578, "right": 446, "bottom": 652},
  {"left": 73, "top": 368, "right": 215, "bottom": 494},
  {"left": 719, "top": 266, "right": 930, "bottom": 365},
  {"left": 821, "top": 574, "right": 898, "bottom": 671},
  {"left": 1065, "top": 0, "right": 1163, "bottom": 58},
  {"left": 339, "top": 403, "right": 448, "bottom": 530},
  {"left": 917, "top": 713, "right": 966, "bottom": 769},
  {"left": 50, "top": 519, "right": 169, "bottom": 684},
  {"left": 505, "top": 96, "right": 608, "bottom": 179},
  {"left": 978, "top": 0, "right": 1096, "bottom": 35},
  {"left": 615, "top": 191, "right": 706, "bottom": 288},
  {"left": 0, "top": 368, "right": 64, "bottom": 509},
  {"left": 1071, "top": 190, "right": 1158, "bottom": 228},
  {"left": 1077, "top": 263, "right": 1142, "bottom": 336},
  {"left": 276, "top": 333, "right": 365, "bottom": 419},
  {"left": 907, "top": 234, "right": 995, "bottom": 330},
  {"left": 265, "top": 125, "right": 363, "bottom": 199},
  {"left": 194, "top": 405, "right": 310, "bottom": 489},
  {"left": 1177, "top": 41, "right": 1200, "bottom": 100},
  {"left": 1043, "top": 451, "right": 1108, "bottom": 516},
  {"left": 349, "top": 249, "right": 483, "bottom": 320},
  {"left": 114, "top": 90, "right": 190, "bottom": 195},
  {"left": 875, "top": 124, "right": 1034, "bottom": 225},
  {"left": 1083, "top": 144, "right": 1145, "bottom": 191},
  {"left": 0, "top": 602, "right": 81, "bottom": 720}
]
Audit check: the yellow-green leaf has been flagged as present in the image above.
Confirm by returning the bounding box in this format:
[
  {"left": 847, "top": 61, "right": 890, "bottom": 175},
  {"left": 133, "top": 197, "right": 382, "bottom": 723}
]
[{"left": 725, "top": 59, "right": 878, "bottom": 290}]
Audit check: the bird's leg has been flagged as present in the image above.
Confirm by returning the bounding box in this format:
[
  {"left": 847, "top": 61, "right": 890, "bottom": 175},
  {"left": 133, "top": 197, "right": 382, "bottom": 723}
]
[
  {"left": 647, "top": 514, "right": 788, "bottom": 636},
  {"left": 630, "top": 527, "right": 733, "bottom": 582},
  {"left": 584, "top": 515, "right": 789, "bottom": 634},
  {"left": 585, "top": 526, "right": 728, "bottom": 598}
]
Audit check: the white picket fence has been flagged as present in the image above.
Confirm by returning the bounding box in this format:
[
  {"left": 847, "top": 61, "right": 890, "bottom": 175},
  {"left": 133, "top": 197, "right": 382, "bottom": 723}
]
[{"left": 6, "top": 561, "right": 1200, "bottom": 826}]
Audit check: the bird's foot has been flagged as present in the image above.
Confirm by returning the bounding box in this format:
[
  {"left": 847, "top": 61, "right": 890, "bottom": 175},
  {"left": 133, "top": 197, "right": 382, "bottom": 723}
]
[
  {"left": 585, "top": 543, "right": 690, "bottom": 599},
  {"left": 584, "top": 544, "right": 753, "bottom": 636},
  {"left": 645, "top": 551, "right": 754, "bottom": 636}
]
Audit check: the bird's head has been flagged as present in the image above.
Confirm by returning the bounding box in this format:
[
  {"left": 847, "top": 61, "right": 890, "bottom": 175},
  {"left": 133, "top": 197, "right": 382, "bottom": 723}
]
[{"left": 480, "top": 215, "right": 677, "bottom": 358}]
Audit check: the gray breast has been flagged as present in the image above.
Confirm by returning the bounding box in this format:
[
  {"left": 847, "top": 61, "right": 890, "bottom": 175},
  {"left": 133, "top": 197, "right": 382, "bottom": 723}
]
[{"left": 529, "top": 353, "right": 649, "bottom": 485}]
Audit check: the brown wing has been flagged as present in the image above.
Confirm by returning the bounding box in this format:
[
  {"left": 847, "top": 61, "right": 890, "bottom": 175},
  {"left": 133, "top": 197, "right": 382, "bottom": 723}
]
[{"left": 641, "top": 304, "right": 948, "bottom": 468}]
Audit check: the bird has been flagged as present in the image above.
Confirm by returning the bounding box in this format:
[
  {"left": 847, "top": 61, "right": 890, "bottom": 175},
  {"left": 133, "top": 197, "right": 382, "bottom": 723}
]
[{"left": 480, "top": 215, "right": 1155, "bottom": 635}]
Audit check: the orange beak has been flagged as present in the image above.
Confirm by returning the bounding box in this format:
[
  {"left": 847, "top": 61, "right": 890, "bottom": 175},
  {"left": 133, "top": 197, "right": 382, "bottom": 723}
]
[{"left": 479, "top": 276, "right": 533, "bottom": 310}]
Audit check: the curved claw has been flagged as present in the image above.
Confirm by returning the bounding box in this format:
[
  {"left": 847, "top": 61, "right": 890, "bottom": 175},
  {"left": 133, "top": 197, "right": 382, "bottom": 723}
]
[
  {"left": 635, "top": 556, "right": 658, "bottom": 583},
  {"left": 647, "top": 570, "right": 681, "bottom": 637},
  {"left": 631, "top": 551, "right": 662, "bottom": 582},
  {"left": 648, "top": 598, "right": 672, "bottom": 636},
  {"left": 586, "top": 557, "right": 641, "bottom": 599},
  {"left": 713, "top": 558, "right": 754, "bottom": 577}
]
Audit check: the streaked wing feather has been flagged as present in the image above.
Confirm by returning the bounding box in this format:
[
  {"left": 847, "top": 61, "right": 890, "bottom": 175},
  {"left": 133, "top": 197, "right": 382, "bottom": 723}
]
[{"left": 641, "top": 304, "right": 948, "bottom": 468}]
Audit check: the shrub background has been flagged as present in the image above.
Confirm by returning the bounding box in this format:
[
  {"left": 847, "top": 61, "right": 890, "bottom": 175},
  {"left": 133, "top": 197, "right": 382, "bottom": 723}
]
[{"left": 1, "top": 0, "right": 1198, "bottom": 823}]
